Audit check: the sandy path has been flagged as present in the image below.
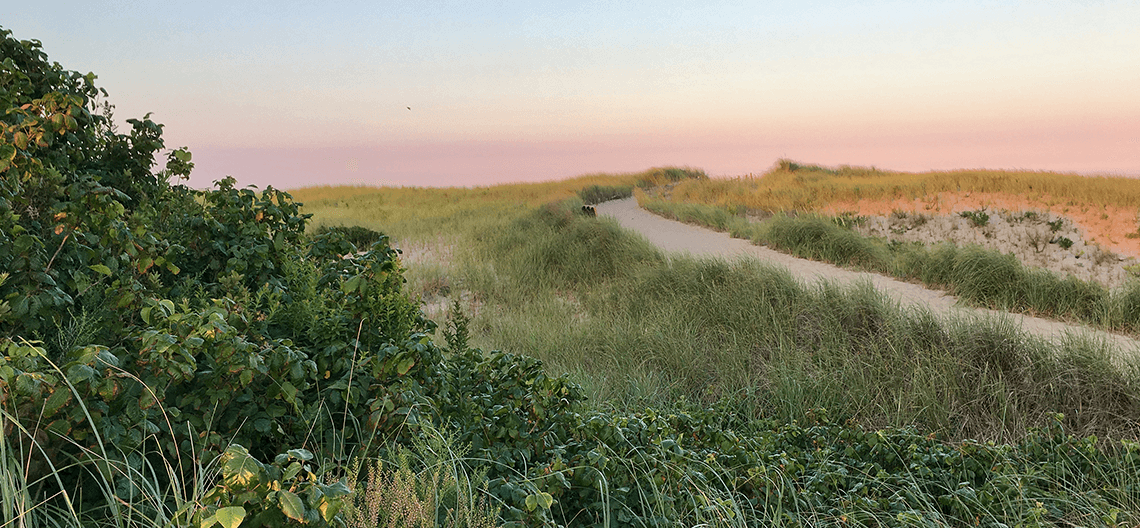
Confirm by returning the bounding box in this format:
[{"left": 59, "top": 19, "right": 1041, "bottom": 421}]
[{"left": 597, "top": 197, "right": 1140, "bottom": 357}]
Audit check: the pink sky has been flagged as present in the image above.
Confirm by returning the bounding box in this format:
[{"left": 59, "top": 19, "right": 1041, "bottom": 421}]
[
  {"left": 8, "top": 1, "right": 1140, "bottom": 188},
  {"left": 190, "top": 114, "right": 1140, "bottom": 189}
]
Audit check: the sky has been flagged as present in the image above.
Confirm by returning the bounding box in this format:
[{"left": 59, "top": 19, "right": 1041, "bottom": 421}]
[{"left": 7, "top": 1, "right": 1140, "bottom": 189}]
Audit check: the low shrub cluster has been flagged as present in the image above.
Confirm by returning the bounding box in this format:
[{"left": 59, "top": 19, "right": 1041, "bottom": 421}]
[{"left": 310, "top": 224, "right": 386, "bottom": 251}]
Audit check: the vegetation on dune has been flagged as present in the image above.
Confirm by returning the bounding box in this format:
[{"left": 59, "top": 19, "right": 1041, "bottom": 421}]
[
  {"left": 639, "top": 194, "right": 1140, "bottom": 336},
  {"left": 300, "top": 184, "right": 1140, "bottom": 525},
  {"left": 290, "top": 166, "right": 706, "bottom": 242},
  {"left": 668, "top": 159, "right": 1140, "bottom": 214},
  {"left": 6, "top": 25, "right": 1140, "bottom": 527},
  {"left": 461, "top": 204, "right": 1140, "bottom": 442}
]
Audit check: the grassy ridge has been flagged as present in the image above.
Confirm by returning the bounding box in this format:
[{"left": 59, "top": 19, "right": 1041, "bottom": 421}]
[
  {"left": 290, "top": 166, "right": 706, "bottom": 240},
  {"left": 639, "top": 193, "right": 1140, "bottom": 336},
  {"left": 666, "top": 159, "right": 1140, "bottom": 214}
]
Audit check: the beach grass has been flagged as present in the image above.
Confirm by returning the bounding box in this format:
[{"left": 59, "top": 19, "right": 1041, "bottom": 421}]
[{"left": 298, "top": 179, "right": 1140, "bottom": 443}]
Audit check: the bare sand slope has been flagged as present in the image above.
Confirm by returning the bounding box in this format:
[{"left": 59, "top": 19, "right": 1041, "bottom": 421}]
[{"left": 596, "top": 197, "right": 1140, "bottom": 358}]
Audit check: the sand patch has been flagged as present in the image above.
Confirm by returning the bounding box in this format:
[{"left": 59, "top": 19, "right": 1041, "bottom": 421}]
[
  {"left": 820, "top": 191, "right": 1140, "bottom": 259},
  {"left": 391, "top": 236, "right": 484, "bottom": 323}
]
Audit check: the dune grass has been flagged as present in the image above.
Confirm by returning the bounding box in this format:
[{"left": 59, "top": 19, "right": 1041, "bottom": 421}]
[
  {"left": 286, "top": 170, "right": 1140, "bottom": 525},
  {"left": 668, "top": 159, "right": 1140, "bottom": 215},
  {"left": 640, "top": 192, "right": 1140, "bottom": 337},
  {"left": 290, "top": 166, "right": 706, "bottom": 241},
  {"left": 299, "top": 182, "right": 1140, "bottom": 443},
  {"left": 466, "top": 205, "right": 1140, "bottom": 442}
]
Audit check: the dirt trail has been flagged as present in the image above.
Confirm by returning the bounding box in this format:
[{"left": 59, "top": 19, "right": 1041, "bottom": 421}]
[{"left": 596, "top": 197, "right": 1140, "bottom": 358}]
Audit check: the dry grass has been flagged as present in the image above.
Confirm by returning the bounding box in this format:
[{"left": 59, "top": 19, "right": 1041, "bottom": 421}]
[
  {"left": 667, "top": 160, "right": 1140, "bottom": 212},
  {"left": 656, "top": 160, "right": 1140, "bottom": 258},
  {"left": 290, "top": 167, "right": 701, "bottom": 241}
]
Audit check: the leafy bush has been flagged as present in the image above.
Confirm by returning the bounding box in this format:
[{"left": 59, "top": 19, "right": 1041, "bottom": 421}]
[
  {"left": 0, "top": 25, "right": 434, "bottom": 523},
  {"left": 197, "top": 445, "right": 351, "bottom": 527},
  {"left": 311, "top": 224, "right": 386, "bottom": 252}
]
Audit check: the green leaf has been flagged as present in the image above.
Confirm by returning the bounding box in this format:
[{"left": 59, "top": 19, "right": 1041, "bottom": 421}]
[
  {"left": 537, "top": 491, "right": 554, "bottom": 509},
  {"left": 318, "top": 496, "right": 344, "bottom": 522},
  {"left": 396, "top": 357, "right": 415, "bottom": 376},
  {"left": 89, "top": 264, "right": 112, "bottom": 276},
  {"left": 278, "top": 490, "right": 305, "bottom": 522},
  {"left": 525, "top": 494, "right": 537, "bottom": 512},
  {"left": 116, "top": 291, "right": 136, "bottom": 308},
  {"left": 43, "top": 387, "right": 72, "bottom": 416},
  {"left": 286, "top": 448, "right": 314, "bottom": 461},
  {"left": 214, "top": 506, "right": 246, "bottom": 528},
  {"left": 341, "top": 275, "right": 363, "bottom": 294},
  {"left": 281, "top": 381, "right": 298, "bottom": 403},
  {"left": 221, "top": 445, "right": 261, "bottom": 488}
]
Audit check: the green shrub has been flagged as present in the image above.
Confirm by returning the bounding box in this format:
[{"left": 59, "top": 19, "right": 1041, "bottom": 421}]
[
  {"left": 311, "top": 224, "right": 386, "bottom": 251},
  {"left": 960, "top": 209, "right": 990, "bottom": 227}
]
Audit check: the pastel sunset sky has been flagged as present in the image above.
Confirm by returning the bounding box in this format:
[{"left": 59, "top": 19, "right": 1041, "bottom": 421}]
[{"left": 9, "top": 1, "right": 1140, "bottom": 189}]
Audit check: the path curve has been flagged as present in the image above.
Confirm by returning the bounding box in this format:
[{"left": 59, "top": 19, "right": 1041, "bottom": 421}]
[{"left": 597, "top": 197, "right": 1140, "bottom": 358}]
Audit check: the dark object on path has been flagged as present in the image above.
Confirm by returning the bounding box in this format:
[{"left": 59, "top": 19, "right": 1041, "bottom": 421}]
[{"left": 581, "top": 205, "right": 596, "bottom": 217}]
